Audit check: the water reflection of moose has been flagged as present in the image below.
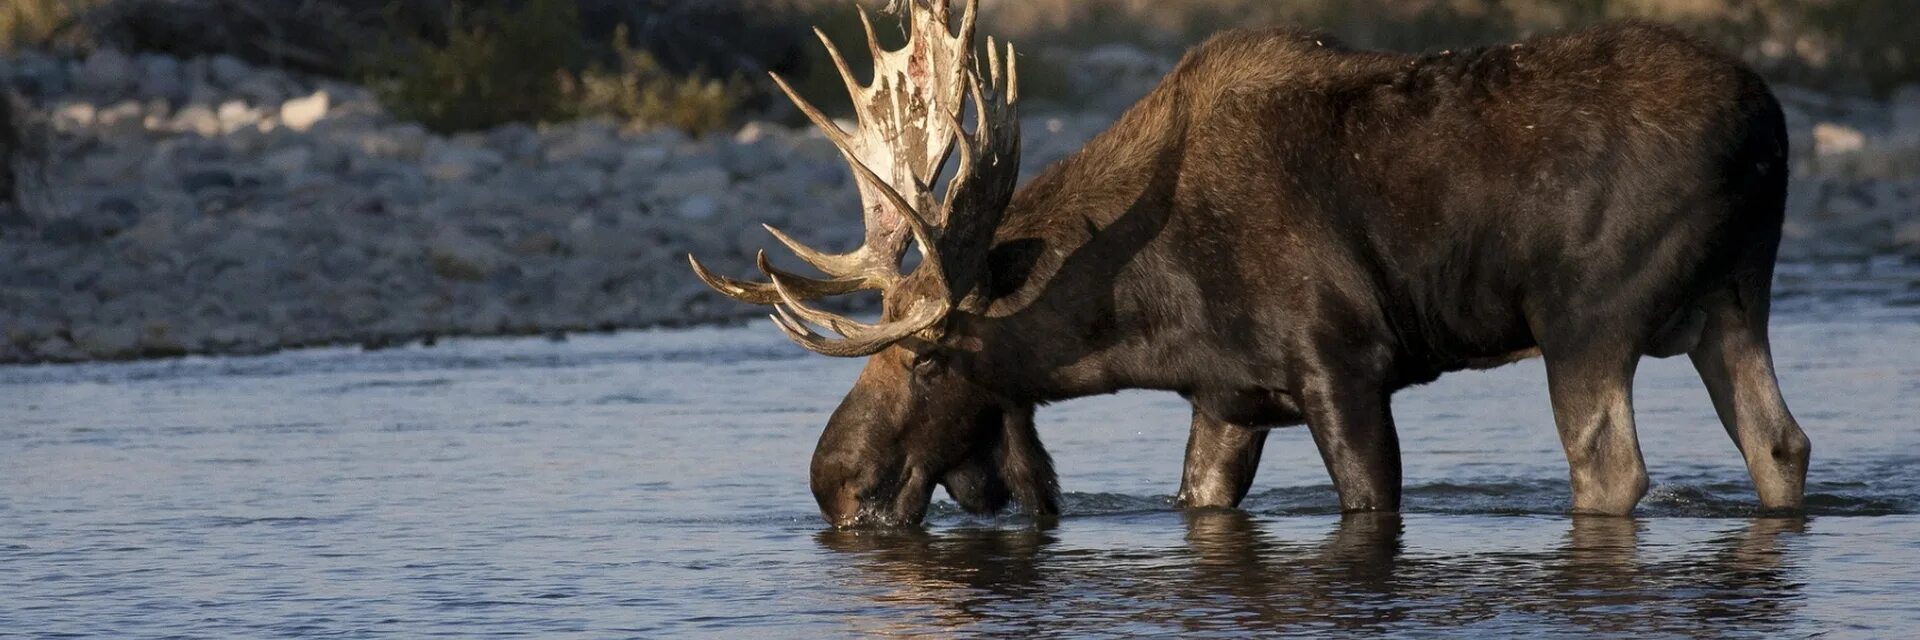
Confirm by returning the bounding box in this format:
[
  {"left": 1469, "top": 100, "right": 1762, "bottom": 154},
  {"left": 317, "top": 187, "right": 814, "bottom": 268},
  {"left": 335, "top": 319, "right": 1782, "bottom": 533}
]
[
  {"left": 694, "top": 0, "right": 1809, "bottom": 525},
  {"left": 815, "top": 514, "right": 1808, "bottom": 636}
]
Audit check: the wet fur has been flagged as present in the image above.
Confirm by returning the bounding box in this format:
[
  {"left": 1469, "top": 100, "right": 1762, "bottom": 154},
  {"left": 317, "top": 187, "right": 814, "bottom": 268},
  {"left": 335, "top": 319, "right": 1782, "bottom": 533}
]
[{"left": 817, "top": 21, "right": 1806, "bottom": 523}]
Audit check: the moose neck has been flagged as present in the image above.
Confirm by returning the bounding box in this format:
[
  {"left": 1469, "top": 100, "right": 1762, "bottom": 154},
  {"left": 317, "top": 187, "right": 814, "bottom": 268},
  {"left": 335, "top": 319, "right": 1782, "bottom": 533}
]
[{"left": 962, "top": 85, "right": 1197, "bottom": 402}]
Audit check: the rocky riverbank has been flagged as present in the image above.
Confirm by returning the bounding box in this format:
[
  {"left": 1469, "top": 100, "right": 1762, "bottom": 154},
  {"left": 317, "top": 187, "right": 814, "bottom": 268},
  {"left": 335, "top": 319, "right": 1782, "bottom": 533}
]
[{"left": 2, "top": 48, "right": 1918, "bottom": 363}]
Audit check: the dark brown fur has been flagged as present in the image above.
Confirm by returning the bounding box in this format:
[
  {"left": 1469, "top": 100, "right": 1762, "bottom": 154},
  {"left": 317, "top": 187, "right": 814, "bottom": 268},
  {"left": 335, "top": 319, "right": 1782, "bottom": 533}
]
[{"left": 808, "top": 22, "right": 1809, "bottom": 526}]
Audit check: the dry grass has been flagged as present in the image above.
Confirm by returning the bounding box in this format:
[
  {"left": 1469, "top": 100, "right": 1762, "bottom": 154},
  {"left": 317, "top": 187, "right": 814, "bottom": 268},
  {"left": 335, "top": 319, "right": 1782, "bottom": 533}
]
[{"left": 0, "top": 0, "right": 101, "bottom": 52}]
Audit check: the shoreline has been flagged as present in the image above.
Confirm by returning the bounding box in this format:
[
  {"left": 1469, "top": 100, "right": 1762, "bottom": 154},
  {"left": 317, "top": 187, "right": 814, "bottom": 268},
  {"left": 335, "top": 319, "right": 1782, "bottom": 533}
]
[
  {"left": 3, "top": 47, "right": 1917, "bottom": 364},
  {"left": 2, "top": 263, "right": 1915, "bottom": 367}
]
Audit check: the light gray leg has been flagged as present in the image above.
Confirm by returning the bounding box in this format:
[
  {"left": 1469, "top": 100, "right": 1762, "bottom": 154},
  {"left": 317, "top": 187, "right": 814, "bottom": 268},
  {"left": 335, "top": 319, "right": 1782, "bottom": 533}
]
[
  {"left": 1689, "top": 297, "right": 1810, "bottom": 510},
  {"left": 1177, "top": 408, "right": 1268, "bottom": 509},
  {"left": 1542, "top": 347, "right": 1650, "bottom": 515}
]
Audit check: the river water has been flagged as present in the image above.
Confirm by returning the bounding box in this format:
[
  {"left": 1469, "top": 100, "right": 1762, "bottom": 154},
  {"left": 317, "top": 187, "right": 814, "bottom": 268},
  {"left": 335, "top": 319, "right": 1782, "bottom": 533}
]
[{"left": 4, "top": 291, "right": 1919, "bottom": 637}]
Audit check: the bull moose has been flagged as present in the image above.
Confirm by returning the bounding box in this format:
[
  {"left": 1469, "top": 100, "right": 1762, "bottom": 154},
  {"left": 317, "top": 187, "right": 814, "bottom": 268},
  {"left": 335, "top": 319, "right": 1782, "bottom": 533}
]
[{"left": 690, "top": 0, "right": 1809, "bottom": 527}]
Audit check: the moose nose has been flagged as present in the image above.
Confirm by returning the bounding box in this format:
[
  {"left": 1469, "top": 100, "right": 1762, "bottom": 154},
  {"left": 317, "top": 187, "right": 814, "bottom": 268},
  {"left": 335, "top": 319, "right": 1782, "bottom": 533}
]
[{"left": 815, "top": 487, "right": 861, "bottom": 527}]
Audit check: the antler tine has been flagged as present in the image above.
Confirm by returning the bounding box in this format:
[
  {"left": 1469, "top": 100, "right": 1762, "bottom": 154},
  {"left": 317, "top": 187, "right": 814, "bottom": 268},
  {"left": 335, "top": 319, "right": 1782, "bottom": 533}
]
[
  {"left": 857, "top": 6, "right": 885, "bottom": 62},
  {"left": 689, "top": 253, "right": 870, "bottom": 306},
  {"left": 767, "top": 72, "right": 852, "bottom": 150},
  {"left": 959, "top": 0, "right": 979, "bottom": 48},
  {"left": 813, "top": 28, "right": 864, "bottom": 104},
  {"left": 937, "top": 108, "right": 973, "bottom": 219},
  {"left": 1005, "top": 41, "right": 1020, "bottom": 104},
  {"left": 768, "top": 272, "right": 869, "bottom": 337},
  {"left": 760, "top": 224, "right": 873, "bottom": 278},
  {"left": 936, "top": 37, "right": 1020, "bottom": 221},
  {"left": 691, "top": 0, "right": 1009, "bottom": 357},
  {"left": 768, "top": 304, "right": 941, "bottom": 358},
  {"left": 832, "top": 136, "right": 947, "bottom": 284},
  {"left": 769, "top": 287, "right": 948, "bottom": 357}
]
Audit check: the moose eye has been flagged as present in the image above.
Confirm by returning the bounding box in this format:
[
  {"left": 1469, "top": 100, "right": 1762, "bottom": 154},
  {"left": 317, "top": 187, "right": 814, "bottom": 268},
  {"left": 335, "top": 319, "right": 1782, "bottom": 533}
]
[{"left": 911, "top": 351, "right": 945, "bottom": 376}]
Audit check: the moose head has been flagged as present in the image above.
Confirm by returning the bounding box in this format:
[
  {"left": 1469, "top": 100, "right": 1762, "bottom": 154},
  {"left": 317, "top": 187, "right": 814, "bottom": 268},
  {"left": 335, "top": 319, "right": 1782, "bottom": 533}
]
[{"left": 689, "top": 0, "right": 1051, "bottom": 527}]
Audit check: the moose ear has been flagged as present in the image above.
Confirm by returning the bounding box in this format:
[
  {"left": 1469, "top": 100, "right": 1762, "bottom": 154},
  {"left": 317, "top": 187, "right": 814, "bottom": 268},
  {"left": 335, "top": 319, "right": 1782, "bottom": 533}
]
[{"left": 986, "top": 238, "right": 1046, "bottom": 300}]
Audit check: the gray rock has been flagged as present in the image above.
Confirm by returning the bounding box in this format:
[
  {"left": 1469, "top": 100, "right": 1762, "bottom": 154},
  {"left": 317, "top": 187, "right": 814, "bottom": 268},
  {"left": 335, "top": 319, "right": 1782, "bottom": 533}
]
[
  {"left": 1896, "top": 220, "right": 1920, "bottom": 253},
  {"left": 136, "top": 54, "right": 188, "bottom": 103},
  {"left": 93, "top": 196, "right": 141, "bottom": 233},
  {"left": 115, "top": 216, "right": 180, "bottom": 253},
  {"left": 320, "top": 246, "right": 370, "bottom": 278},
  {"left": 676, "top": 194, "right": 720, "bottom": 221},
  {"left": 720, "top": 139, "right": 782, "bottom": 176},
  {"left": 181, "top": 168, "right": 238, "bottom": 193},
  {"left": 32, "top": 335, "right": 84, "bottom": 362},
  {"left": 619, "top": 145, "right": 671, "bottom": 174},
  {"left": 428, "top": 232, "right": 510, "bottom": 281},
  {"left": 423, "top": 142, "right": 506, "bottom": 182},
  {"left": 72, "top": 323, "right": 142, "bottom": 359},
  {"left": 78, "top": 48, "right": 137, "bottom": 98},
  {"left": 138, "top": 320, "right": 187, "bottom": 353},
  {"left": 357, "top": 124, "right": 429, "bottom": 159},
  {"left": 263, "top": 147, "right": 314, "bottom": 175},
  {"left": 40, "top": 218, "right": 100, "bottom": 245},
  {"left": 232, "top": 76, "right": 289, "bottom": 107},
  {"left": 209, "top": 55, "right": 252, "bottom": 88},
  {"left": 338, "top": 294, "right": 384, "bottom": 325},
  {"left": 3, "top": 316, "right": 56, "bottom": 345},
  {"left": 543, "top": 119, "right": 622, "bottom": 167},
  {"left": 536, "top": 163, "right": 610, "bottom": 203},
  {"left": 485, "top": 122, "right": 541, "bottom": 159},
  {"left": 95, "top": 100, "right": 148, "bottom": 140},
  {"left": 208, "top": 323, "right": 272, "bottom": 351},
  {"left": 652, "top": 166, "right": 730, "bottom": 202},
  {"left": 1892, "top": 85, "right": 1920, "bottom": 134},
  {"left": 5, "top": 51, "right": 68, "bottom": 96}
]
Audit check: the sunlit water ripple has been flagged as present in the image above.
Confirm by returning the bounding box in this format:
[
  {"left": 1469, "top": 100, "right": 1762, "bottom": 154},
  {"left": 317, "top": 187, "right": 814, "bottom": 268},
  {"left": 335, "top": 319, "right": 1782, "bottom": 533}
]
[{"left": 3, "top": 307, "right": 1918, "bottom": 637}]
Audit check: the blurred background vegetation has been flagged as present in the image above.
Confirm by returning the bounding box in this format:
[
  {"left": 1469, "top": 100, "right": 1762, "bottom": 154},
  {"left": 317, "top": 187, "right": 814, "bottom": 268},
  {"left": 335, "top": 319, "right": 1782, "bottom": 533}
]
[{"left": 3, "top": 0, "right": 1915, "bottom": 134}]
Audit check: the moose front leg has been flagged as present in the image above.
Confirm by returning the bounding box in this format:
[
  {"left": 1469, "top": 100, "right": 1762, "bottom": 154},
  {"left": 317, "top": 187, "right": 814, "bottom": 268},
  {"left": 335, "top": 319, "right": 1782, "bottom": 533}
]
[
  {"left": 1177, "top": 408, "right": 1270, "bottom": 509},
  {"left": 1300, "top": 379, "right": 1402, "bottom": 513}
]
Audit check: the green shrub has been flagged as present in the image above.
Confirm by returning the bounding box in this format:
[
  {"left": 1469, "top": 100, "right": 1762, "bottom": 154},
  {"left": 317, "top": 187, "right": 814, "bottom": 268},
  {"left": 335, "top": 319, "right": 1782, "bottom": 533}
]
[
  {"left": 359, "top": 0, "right": 750, "bottom": 135},
  {"left": 568, "top": 25, "right": 750, "bottom": 137},
  {"left": 360, "top": 0, "right": 584, "bottom": 133}
]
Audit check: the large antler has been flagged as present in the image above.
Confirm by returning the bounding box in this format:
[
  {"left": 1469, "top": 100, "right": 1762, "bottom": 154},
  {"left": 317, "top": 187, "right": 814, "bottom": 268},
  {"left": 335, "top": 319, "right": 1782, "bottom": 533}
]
[{"left": 689, "top": 0, "right": 1022, "bottom": 357}]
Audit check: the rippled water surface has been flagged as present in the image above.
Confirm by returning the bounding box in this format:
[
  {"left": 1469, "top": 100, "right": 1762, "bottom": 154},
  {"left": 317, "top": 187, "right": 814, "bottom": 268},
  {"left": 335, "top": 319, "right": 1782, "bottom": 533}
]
[{"left": 4, "top": 311, "right": 1919, "bottom": 637}]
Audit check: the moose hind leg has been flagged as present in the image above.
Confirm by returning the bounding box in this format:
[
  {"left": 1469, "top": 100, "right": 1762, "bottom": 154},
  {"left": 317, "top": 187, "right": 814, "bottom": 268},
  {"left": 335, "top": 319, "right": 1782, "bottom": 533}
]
[
  {"left": 1689, "top": 294, "right": 1810, "bottom": 510},
  {"left": 1178, "top": 408, "right": 1270, "bottom": 509},
  {"left": 1541, "top": 345, "right": 1650, "bottom": 515}
]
